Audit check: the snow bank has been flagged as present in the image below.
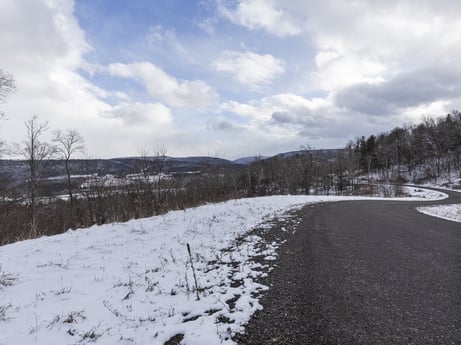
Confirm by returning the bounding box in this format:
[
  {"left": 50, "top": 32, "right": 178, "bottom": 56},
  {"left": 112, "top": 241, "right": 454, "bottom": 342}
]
[
  {"left": 411, "top": 185, "right": 461, "bottom": 222},
  {"left": 417, "top": 204, "right": 461, "bottom": 223}
]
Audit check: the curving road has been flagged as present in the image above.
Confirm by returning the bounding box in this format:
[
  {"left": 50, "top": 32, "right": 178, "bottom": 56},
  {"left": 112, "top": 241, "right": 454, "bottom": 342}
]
[{"left": 236, "top": 188, "right": 461, "bottom": 345}]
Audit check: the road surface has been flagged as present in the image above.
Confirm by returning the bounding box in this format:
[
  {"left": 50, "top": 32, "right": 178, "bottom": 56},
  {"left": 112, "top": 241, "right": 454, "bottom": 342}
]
[{"left": 235, "top": 189, "right": 461, "bottom": 344}]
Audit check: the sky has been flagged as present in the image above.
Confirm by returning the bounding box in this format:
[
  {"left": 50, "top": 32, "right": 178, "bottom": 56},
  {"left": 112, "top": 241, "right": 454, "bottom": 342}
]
[{"left": 0, "top": 0, "right": 460, "bottom": 159}]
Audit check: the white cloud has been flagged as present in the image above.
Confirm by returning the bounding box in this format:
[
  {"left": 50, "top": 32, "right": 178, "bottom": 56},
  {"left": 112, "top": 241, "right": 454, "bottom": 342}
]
[
  {"left": 108, "top": 62, "right": 218, "bottom": 107},
  {"left": 0, "top": 0, "right": 89, "bottom": 71},
  {"left": 102, "top": 102, "right": 173, "bottom": 127},
  {"left": 306, "top": 1, "right": 461, "bottom": 65},
  {"left": 334, "top": 66, "right": 461, "bottom": 116},
  {"left": 2, "top": 0, "right": 460, "bottom": 160},
  {"left": 0, "top": 1, "right": 187, "bottom": 158},
  {"left": 219, "top": 1, "right": 461, "bottom": 74},
  {"left": 312, "top": 51, "right": 387, "bottom": 91},
  {"left": 219, "top": 0, "right": 302, "bottom": 37},
  {"left": 219, "top": 93, "right": 334, "bottom": 144},
  {"left": 219, "top": 100, "right": 260, "bottom": 118},
  {"left": 219, "top": 0, "right": 461, "bottom": 122},
  {"left": 221, "top": 93, "right": 328, "bottom": 122},
  {"left": 113, "top": 91, "right": 130, "bottom": 101},
  {"left": 0, "top": 0, "right": 118, "bottom": 156},
  {"left": 212, "top": 51, "right": 285, "bottom": 91},
  {"left": 220, "top": 0, "right": 461, "bottom": 57},
  {"left": 216, "top": 91, "right": 416, "bottom": 154},
  {"left": 214, "top": 93, "right": 352, "bottom": 156}
]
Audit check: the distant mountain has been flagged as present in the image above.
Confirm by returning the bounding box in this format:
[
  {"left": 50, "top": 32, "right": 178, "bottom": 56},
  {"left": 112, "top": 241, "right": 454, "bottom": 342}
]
[
  {"left": 233, "top": 156, "right": 268, "bottom": 165},
  {"left": 271, "top": 148, "right": 345, "bottom": 160},
  {"left": 233, "top": 149, "right": 345, "bottom": 165},
  {"left": 0, "top": 156, "right": 241, "bottom": 186},
  {"left": 0, "top": 149, "right": 347, "bottom": 190},
  {"left": 110, "top": 156, "right": 239, "bottom": 173},
  {"left": 164, "top": 156, "right": 237, "bottom": 168}
]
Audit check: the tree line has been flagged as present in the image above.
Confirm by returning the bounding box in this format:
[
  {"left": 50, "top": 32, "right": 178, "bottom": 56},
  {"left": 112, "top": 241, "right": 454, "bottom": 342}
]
[
  {"left": 235, "top": 111, "right": 460, "bottom": 197},
  {"left": 349, "top": 112, "right": 461, "bottom": 182}
]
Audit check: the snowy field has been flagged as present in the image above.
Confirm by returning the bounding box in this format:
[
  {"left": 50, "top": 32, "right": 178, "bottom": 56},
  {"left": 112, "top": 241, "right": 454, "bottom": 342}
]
[{"left": 0, "top": 189, "right": 453, "bottom": 345}]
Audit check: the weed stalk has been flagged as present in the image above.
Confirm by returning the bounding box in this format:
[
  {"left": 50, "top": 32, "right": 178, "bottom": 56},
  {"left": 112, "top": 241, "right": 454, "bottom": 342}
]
[{"left": 187, "top": 243, "right": 200, "bottom": 301}]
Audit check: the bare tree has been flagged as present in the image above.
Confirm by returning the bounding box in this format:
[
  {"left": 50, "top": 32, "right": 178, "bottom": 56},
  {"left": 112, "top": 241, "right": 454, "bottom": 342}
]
[
  {"left": 148, "top": 145, "right": 169, "bottom": 214},
  {"left": 14, "top": 116, "right": 56, "bottom": 236},
  {"left": 53, "top": 129, "right": 85, "bottom": 217},
  {"left": 0, "top": 69, "right": 16, "bottom": 119},
  {"left": 0, "top": 69, "right": 16, "bottom": 153}
]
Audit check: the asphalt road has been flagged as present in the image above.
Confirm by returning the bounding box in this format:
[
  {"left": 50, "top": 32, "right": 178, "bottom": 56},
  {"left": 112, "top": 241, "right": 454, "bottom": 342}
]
[{"left": 235, "top": 189, "right": 461, "bottom": 345}]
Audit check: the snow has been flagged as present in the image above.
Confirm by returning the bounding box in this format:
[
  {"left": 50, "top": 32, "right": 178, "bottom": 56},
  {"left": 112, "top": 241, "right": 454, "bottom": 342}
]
[
  {"left": 0, "top": 189, "right": 455, "bottom": 345},
  {"left": 411, "top": 184, "right": 461, "bottom": 223},
  {"left": 417, "top": 204, "right": 461, "bottom": 223},
  {"left": 402, "top": 186, "right": 448, "bottom": 200},
  {"left": 79, "top": 173, "right": 173, "bottom": 188}
]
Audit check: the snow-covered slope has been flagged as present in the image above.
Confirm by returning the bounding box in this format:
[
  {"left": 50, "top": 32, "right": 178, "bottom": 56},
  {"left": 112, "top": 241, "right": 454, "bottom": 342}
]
[{"left": 0, "top": 190, "right": 452, "bottom": 345}]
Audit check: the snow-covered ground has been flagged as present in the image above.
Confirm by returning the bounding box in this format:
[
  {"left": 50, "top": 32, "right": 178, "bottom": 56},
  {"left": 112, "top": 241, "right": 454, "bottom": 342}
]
[
  {"left": 0, "top": 189, "right": 454, "bottom": 345},
  {"left": 403, "top": 186, "right": 448, "bottom": 200},
  {"left": 417, "top": 204, "right": 461, "bottom": 223},
  {"left": 411, "top": 184, "right": 461, "bottom": 223}
]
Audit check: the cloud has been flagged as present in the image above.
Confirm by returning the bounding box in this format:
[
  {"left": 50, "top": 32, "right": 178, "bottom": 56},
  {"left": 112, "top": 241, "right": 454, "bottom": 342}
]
[
  {"left": 217, "top": 0, "right": 461, "bottom": 123},
  {"left": 218, "top": 1, "right": 461, "bottom": 87},
  {"left": 217, "top": 92, "right": 407, "bottom": 151},
  {"left": 220, "top": 1, "right": 461, "bottom": 56},
  {"left": 146, "top": 25, "right": 187, "bottom": 55},
  {"left": 219, "top": 100, "right": 259, "bottom": 118},
  {"left": 0, "top": 0, "right": 118, "bottom": 155},
  {"left": 196, "top": 17, "right": 218, "bottom": 35},
  {"left": 108, "top": 62, "right": 218, "bottom": 107},
  {"left": 335, "top": 66, "right": 461, "bottom": 115},
  {"left": 212, "top": 51, "right": 285, "bottom": 90},
  {"left": 271, "top": 111, "right": 302, "bottom": 124},
  {"left": 0, "top": 0, "right": 183, "bottom": 158},
  {"left": 220, "top": 93, "right": 331, "bottom": 131},
  {"left": 102, "top": 102, "right": 173, "bottom": 126},
  {"left": 218, "top": 0, "right": 302, "bottom": 37},
  {"left": 216, "top": 93, "right": 354, "bottom": 155},
  {"left": 207, "top": 117, "right": 243, "bottom": 131},
  {"left": 2, "top": 0, "right": 460, "bottom": 160},
  {"left": 307, "top": 0, "right": 461, "bottom": 61},
  {"left": 312, "top": 50, "right": 386, "bottom": 91},
  {"left": 0, "top": 0, "right": 89, "bottom": 71}
]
